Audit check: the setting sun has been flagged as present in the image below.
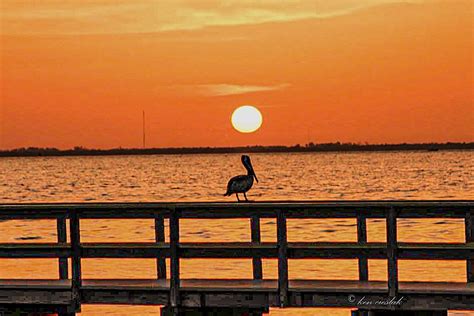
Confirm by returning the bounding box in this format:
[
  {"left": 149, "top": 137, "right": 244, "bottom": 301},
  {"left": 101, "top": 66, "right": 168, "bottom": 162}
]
[{"left": 231, "top": 105, "right": 263, "bottom": 133}]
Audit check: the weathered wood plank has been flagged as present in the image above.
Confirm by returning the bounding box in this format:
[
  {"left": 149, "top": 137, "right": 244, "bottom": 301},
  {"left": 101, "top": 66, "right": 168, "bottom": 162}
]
[
  {"left": 0, "top": 279, "right": 71, "bottom": 289},
  {"left": 2, "top": 278, "right": 474, "bottom": 295},
  {"left": 398, "top": 244, "right": 474, "bottom": 260},
  {"left": 0, "top": 209, "right": 69, "bottom": 219},
  {"left": 1, "top": 200, "right": 472, "bottom": 211},
  {"left": 179, "top": 242, "right": 277, "bottom": 258},
  {"left": 387, "top": 206, "right": 399, "bottom": 296},
  {"left": 69, "top": 211, "right": 82, "bottom": 308},
  {"left": 81, "top": 290, "right": 169, "bottom": 305},
  {"left": 201, "top": 293, "right": 272, "bottom": 309},
  {"left": 155, "top": 215, "right": 167, "bottom": 279},
  {"left": 2, "top": 279, "right": 474, "bottom": 309},
  {"left": 2, "top": 241, "right": 470, "bottom": 260},
  {"left": 57, "top": 217, "right": 68, "bottom": 279},
  {"left": 277, "top": 209, "right": 289, "bottom": 307},
  {"left": 288, "top": 242, "right": 386, "bottom": 259},
  {"left": 0, "top": 304, "right": 73, "bottom": 314},
  {"left": 81, "top": 241, "right": 474, "bottom": 259},
  {"left": 357, "top": 212, "right": 369, "bottom": 281},
  {"left": 0, "top": 243, "right": 71, "bottom": 258},
  {"left": 0, "top": 290, "right": 73, "bottom": 304},
  {"left": 169, "top": 208, "right": 180, "bottom": 308},
  {"left": 76, "top": 208, "right": 169, "bottom": 219},
  {"left": 80, "top": 242, "right": 169, "bottom": 258},
  {"left": 466, "top": 208, "right": 474, "bottom": 282},
  {"left": 0, "top": 201, "right": 471, "bottom": 219},
  {"left": 250, "top": 215, "right": 263, "bottom": 280}
]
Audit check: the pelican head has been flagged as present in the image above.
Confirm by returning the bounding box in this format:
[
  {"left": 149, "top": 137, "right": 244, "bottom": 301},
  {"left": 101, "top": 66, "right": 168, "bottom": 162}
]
[{"left": 241, "top": 155, "right": 258, "bottom": 183}]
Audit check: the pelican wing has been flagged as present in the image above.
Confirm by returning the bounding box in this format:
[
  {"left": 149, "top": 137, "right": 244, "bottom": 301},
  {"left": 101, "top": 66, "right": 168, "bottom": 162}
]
[{"left": 225, "top": 175, "right": 248, "bottom": 196}]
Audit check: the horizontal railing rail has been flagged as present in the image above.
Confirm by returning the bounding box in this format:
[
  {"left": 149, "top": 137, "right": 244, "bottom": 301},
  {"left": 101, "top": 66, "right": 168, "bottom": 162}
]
[
  {"left": 0, "top": 201, "right": 472, "bottom": 219},
  {"left": 0, "top": 201, "right": 473, "bottom": 312},
  {"left": 2, "top": 242, "right": 474, "bottom": 259}
]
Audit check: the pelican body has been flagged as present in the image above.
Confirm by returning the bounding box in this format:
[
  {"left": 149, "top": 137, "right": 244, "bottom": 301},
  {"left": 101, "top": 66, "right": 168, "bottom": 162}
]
[{"left": 224, "top": 155, "right": 258, "bottom": 202}]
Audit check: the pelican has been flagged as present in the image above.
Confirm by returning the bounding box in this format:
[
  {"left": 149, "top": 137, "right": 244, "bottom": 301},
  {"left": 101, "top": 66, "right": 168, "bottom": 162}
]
[{"left": 224, "top": 155, "right": 259, "bottom": 202}]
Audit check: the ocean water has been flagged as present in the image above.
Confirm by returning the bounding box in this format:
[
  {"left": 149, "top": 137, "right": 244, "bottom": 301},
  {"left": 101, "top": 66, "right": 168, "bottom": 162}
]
[
  {"left": 0, "top": 151, "right": 473, "bottom": 315},
  {"left": 1, "top": 151, "right": 473, "bottom": 202}
]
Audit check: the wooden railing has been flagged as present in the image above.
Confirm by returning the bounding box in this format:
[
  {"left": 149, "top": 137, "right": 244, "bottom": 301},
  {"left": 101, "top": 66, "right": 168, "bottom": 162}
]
[{"left": 0, "top": 201, "right": 473, "bottom": 314}]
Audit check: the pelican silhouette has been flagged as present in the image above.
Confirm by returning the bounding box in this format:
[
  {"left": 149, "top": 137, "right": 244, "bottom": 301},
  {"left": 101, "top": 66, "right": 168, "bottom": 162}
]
[{"left": 224, "top": 155, "right": 259, "bottom": 202}]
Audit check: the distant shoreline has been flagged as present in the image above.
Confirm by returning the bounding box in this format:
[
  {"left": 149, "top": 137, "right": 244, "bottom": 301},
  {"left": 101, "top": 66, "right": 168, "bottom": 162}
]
[{"left": 1, "top": 142, "right": 473, "bottom": 158}]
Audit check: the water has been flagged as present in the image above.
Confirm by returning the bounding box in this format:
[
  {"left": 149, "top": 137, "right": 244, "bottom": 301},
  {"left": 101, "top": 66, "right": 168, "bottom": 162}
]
[
  {"left": 0, "top": 151, "right": 473, "bottom": 315},
  {"left": 1, "top": 151, "right": 472, "bottom": 202}
]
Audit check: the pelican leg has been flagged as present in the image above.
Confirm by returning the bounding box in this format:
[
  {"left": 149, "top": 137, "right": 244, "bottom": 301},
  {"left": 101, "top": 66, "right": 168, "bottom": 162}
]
[
  {"left": 235, "top": 193, "right": 240, "bottom": 202},
  {"left": 243, "top": 192, "right": 249, "bottom": 202}
]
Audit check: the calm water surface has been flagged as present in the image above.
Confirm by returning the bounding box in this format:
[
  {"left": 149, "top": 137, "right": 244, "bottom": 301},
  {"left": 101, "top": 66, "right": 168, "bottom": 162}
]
[
  {"left": 1, "top": 151, "right": 473, "bottom": 315},
  {"left": 1, "top": 151, "right": 473, "bottom": 202}
]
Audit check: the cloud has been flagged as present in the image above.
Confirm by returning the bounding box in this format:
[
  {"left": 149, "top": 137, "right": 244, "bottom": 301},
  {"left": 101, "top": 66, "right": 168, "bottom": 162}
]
[
  {"left": 1, "top": 0, "right": 429, "bottom": 35},
  {"left": 196, "top": 83, "right": 290, "bottom": 96}
]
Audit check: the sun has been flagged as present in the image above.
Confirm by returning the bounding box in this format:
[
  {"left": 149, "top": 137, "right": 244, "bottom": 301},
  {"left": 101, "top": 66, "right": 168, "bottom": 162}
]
[{"left": 231, "top": 105, "right": 263, "bottom": 133}]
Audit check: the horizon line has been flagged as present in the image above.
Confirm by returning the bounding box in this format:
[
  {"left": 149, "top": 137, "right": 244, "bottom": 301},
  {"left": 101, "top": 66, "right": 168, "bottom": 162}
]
[{"left": 1, "top": 142, "right": 473, "bottom": 158}]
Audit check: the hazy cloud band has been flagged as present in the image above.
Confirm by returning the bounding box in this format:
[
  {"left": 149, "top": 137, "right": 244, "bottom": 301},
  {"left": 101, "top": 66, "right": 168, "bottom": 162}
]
[{"left": 1, "top": 0, "right": 428, "bottom": 35}]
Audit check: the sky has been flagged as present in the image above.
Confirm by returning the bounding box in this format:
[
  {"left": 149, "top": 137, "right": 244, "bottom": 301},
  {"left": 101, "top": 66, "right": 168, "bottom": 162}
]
[{"left": 0, "top": 0, "right": 472, "bottom": 149}]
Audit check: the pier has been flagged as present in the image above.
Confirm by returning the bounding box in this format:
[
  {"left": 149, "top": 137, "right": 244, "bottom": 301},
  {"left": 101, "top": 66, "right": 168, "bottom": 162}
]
[{"left": 0, "top": 201, "right": 473, "bottom": 315}]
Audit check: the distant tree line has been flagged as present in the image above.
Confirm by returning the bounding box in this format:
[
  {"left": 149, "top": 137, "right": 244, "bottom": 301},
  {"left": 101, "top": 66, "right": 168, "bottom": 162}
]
[{"left": 0, "top": 142, "right": 473, "bottom": 157}]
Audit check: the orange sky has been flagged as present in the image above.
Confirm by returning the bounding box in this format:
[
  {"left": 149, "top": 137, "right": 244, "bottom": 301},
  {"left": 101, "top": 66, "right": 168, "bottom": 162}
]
[{"left": 1, "top": 0, "right": 472, "bottom": 149}]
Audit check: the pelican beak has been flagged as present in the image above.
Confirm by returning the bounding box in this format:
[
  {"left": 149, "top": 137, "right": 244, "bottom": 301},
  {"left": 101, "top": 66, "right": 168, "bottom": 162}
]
[{"left": 246, "top": 158, "right": 258, "bottom": 183}]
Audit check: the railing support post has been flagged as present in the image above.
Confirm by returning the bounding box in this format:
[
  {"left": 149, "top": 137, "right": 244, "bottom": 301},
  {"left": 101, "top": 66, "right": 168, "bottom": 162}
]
[
  {"left": 170, "top": 207, "right": 180, "bottom": 311},
  {"left": 251, "top": 215, "right": 263, "bottom": 280},
  {"left": 155, "top": 214, "right": 167, "bottom": 279},
  {"left": 386, "top": 206, "right": 398, "bottom": 297},
  {"left": 466, "top": 208, "right": 474, "bottom": 282},
  {"left": 357, "top": 212, "right": 368, "bottom": 281},
  {"left": 277, "top": 209, "right": 289, "bottom": 307},
  {"left": 57, "top": 216, "right": 68, "bottom": 280},
  {"left": 69, "top": 211, "right": 82, "bottom": 310}
]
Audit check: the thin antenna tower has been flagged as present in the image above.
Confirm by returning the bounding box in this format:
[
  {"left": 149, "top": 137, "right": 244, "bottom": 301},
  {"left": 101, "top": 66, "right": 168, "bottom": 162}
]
[{"left": 142, "top": 110, "right": 146, "bottom": 148}]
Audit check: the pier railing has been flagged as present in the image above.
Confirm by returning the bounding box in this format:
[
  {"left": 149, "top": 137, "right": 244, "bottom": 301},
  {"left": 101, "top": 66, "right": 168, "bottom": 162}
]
[{"left": 0, "top": 201, "right": 473, "bottom": 314}]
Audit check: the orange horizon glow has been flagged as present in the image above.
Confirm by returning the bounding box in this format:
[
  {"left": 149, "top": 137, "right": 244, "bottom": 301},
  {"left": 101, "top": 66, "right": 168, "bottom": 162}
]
[{"left": 0, "top": 0, "right": 472, "bottom": 149}]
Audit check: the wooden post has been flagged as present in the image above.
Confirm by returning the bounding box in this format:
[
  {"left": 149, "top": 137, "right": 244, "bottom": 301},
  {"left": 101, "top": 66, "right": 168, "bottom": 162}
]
[
  {"left": 57, "top": 214, "right": 76, "bottom": 316},
  {"left": 69, "top": 211, "right": 82, "bottom": 312},
  {"left": 169, "top": 208, "right": 180, "bottom": 310},
  {"left": 357, "top": 212, "right": 368, "bottom": 281},
  {"left": 465, "top": 208, "right": 474, "bottom": 282},
  {"left": 277, "top": 209, "right": 289, "bottom": 307},
  {"left": 57, "top": 216, "right": 68, "bottom": 280},
  {"left": 386, "top": 206, "right": 398, "bottom": 297},
  {"left": 251, "top": 215, "right": 263, "bottom": 280},
  {"left": 155, "top": 215, "right": 167, "bottom": 279}
]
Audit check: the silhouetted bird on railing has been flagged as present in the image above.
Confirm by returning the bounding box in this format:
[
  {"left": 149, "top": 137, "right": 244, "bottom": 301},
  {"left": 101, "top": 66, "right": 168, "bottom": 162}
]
[{"left": 224, "top": 155, "right": 259, "bottom": 202}]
